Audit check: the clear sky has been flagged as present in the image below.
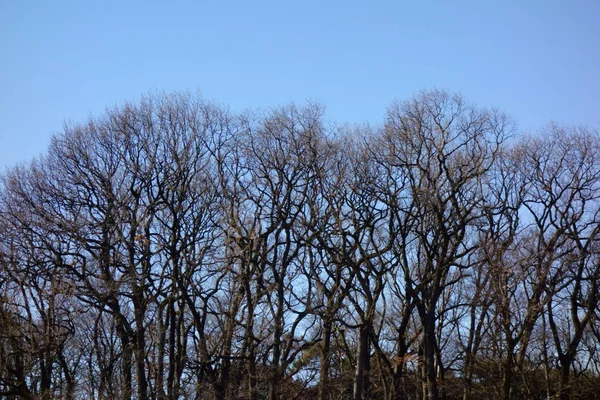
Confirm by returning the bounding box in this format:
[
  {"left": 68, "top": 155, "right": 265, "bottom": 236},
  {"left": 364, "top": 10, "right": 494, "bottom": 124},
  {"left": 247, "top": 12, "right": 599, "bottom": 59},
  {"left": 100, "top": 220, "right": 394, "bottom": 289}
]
[{"left": 1, "top": 0, "right": 599, "bottom": 170}]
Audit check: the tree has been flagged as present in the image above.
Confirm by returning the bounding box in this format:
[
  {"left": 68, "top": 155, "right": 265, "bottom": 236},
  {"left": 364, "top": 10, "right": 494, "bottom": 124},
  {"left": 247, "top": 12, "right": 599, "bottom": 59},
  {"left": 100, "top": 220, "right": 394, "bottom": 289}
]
[
  {"left": 384, "top": 90, "right": 510, "bottom": 400},
  {"left": 2, "top": 89, "right": 599, "bottom": 400},
  {"left": 525, "top": 126, "right": 600, "bottom": 400}
]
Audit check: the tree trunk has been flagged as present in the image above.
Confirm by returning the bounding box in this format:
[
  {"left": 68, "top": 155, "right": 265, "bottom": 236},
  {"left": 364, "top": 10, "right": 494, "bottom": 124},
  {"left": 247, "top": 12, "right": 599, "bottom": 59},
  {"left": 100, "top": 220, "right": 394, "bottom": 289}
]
[
  {"left": 167, "top": 299, "right": 177, "bottom": 398},
  {"left": 244, "top": 276, "right": 258, "bottom": 400},
  {"left": 353, "top": 322, "right": 371, "bottom": 400},
  {"left": 58, "top": 353, "right": 75, "bottom": 400},
  {"left": 269, "top": 283, "right": 285, "bottom": 400},
  {"left": 423, "top": 311, "right": 439, "bottom": 400},
  {"left": 558, "top": 355, "right": 572, "bottom": 400},
  {"left": 318, "top": 321, "right": 332, "bottom": 400},
  {"left": 501, "top": 354, "right": 513, "bottom": 400},
  {"left": 156, "top": 303, "right": 167, "bottom": 399},
  {"left": 133, "top": 288, "right": 148, "bottom": 400},
  {"left": 39, "top": 355, "right": 52, "bottom": 400},
  {"left": 392, "top": 338, "right": 409, "bottom": 400},
  {"left": 248, "top": 348, "right": 258, "bottom": 400},
  {"left": 116, "top": 321, "right": 133, "bottom": 400}
]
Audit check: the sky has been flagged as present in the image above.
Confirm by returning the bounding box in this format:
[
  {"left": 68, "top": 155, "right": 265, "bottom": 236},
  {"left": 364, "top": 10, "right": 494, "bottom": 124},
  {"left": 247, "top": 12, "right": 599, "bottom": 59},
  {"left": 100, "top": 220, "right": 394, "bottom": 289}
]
[{"left": 1, "top": 0, "right": 599, "bottom": 170}]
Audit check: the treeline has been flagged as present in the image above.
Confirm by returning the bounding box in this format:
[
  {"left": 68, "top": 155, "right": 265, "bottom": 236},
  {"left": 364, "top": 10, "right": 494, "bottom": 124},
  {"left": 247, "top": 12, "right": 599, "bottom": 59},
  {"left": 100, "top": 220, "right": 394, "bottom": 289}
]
[{"left": 1, "top": 91, "right": 600, "bottom": 400}]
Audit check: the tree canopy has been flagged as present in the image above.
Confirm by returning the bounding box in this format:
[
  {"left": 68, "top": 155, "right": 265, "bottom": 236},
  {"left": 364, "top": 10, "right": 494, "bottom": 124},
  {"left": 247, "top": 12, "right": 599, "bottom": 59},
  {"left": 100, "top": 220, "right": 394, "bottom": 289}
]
[{"left": 1, "top": 91, "right": 599, "bottom": 400}]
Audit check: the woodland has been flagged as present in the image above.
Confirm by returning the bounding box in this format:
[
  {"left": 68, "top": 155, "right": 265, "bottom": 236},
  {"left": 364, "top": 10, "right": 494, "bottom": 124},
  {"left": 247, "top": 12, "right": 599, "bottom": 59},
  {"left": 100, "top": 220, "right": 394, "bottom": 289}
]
[{"left": 1, "top": 90, "right": 600, "bottom": 400}]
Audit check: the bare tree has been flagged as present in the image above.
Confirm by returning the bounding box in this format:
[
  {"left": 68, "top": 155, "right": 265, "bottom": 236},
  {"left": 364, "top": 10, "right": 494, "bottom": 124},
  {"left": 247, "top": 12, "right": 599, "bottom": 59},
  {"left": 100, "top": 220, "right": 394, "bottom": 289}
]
[
  {"left": 384, "top": 90, "right": 510, "bottom": 400},
  {"left": 3, "top": 90, "right": 600, "bottom": 400},
  {"left": 526, "top": 126, "right": 600, "bottom": 400}
]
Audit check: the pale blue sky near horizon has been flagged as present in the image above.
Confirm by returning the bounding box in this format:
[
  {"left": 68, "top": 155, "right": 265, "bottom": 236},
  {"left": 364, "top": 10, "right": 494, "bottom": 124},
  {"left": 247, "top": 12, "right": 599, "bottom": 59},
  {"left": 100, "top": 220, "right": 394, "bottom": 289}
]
[{"left": 1, "top": 0, "right": 599, "bottom": 170}]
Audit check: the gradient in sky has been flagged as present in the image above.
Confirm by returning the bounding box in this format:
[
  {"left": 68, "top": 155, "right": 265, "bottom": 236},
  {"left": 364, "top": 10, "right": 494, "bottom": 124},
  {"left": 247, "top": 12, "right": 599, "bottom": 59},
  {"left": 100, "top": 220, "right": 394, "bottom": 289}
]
[{"left": 1, "top": 0, "right": 599, "bottom": 170}]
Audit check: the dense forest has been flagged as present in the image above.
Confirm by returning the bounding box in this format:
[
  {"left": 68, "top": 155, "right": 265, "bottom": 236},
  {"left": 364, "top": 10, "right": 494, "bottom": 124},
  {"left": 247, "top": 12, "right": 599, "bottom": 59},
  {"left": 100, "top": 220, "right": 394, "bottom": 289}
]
[{"left": 1, "top": 90, "right": 600, "bottom": 400}]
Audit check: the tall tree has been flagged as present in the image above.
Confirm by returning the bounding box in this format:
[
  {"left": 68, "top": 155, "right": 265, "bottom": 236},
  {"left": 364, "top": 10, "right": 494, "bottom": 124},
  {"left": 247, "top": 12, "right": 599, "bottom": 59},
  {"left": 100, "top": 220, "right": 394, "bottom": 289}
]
[{"left": 384, "top": 90, "right": 510, "bottom": 400}]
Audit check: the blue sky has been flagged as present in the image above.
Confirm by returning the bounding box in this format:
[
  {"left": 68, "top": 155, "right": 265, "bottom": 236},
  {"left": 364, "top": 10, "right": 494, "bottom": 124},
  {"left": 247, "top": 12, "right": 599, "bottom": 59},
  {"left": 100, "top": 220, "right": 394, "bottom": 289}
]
[{"left": 1, "top": 0, "right": 599, "bottom": 169}]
